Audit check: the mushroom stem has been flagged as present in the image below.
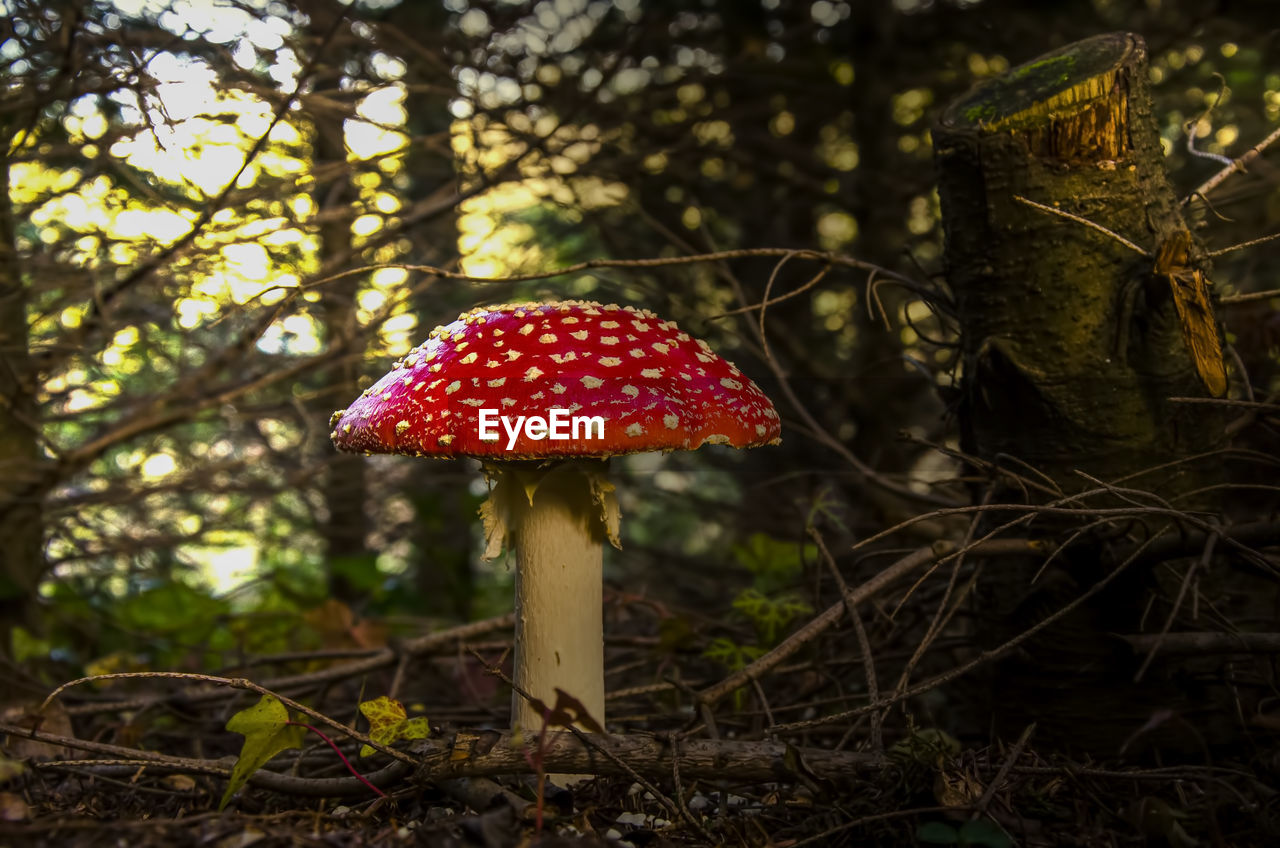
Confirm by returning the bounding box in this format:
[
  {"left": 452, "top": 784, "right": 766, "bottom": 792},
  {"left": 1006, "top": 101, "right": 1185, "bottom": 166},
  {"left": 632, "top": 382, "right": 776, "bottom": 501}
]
[{"left": 509, "top": 465, "right": 606, "bottom": 733}]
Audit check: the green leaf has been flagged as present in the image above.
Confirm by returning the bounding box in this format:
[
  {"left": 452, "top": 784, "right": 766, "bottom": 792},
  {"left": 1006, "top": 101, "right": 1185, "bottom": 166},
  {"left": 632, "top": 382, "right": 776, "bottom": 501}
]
[
  {"left": 916, "top": 821, "right": 960, "bottom": 844},
  {"left": 958, "top": 819, "right": 1012, "bottom": 848},
  {"left": 702, "top": 636, "right": 764, "bottom": 671},
  {"left": 357, "top": 696, "right": 430, "bottom": 757},
  {"left": 731, "top": 533, "right": 815, "bottom": 592},
  {"left": 220, "top": 694, "right": 304, "bottom": 810},
  {"left": 731, "top": 588, "right": 813, "bottom": 644}
]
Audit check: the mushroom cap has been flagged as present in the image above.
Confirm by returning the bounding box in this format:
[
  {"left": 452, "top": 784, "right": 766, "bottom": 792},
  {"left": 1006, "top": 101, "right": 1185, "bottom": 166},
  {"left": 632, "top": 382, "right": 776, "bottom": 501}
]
[{"left": 329, "top": 300, "right": 781, "bottom": 460}]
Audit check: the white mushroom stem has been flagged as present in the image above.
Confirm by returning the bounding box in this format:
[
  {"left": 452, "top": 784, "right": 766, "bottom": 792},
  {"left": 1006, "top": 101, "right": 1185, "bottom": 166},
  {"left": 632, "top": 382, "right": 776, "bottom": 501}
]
[{"left": 491, "top": 464, "right": 611, "bottom": 734}]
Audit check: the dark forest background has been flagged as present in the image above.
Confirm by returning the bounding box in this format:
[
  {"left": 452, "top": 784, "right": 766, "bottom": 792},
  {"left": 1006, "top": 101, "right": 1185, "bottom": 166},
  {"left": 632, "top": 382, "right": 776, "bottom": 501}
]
[{"left": 2, "top": 0, "right": 1280, "bottom": 844}]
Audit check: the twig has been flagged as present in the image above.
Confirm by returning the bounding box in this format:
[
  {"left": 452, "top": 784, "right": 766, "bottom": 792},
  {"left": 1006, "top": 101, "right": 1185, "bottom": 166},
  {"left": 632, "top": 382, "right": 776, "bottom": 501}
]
[
  {"left": 1188, "top": 123, "right": 1280, "bottom": 203},
  {"left": 698, "top": 538, "right": 1043, "bottom": 707},
  {"left": 1119, "top": 631, "right": 1280, "bottom": 654},
  {"left": 1134, "top": 527, "right": 1219, "bottom": 681},
  {"left": 1014, "top": 195, "right": 1149, "bottom": 257},
  {"left": 1207, "top": 230, "right": 1280, "bottom": 258},
  {"left": 808, "top": 525, "right": 883, "bottom": 752},
  {"left": 1220, "top": 287, "right": 1280, "bottom": 305},
  {"left": 303, "top": 247, "right": 924, "bottom": 293},
  {"left": 40, "top": 672, "right": 415, "bottom": 765},
  {"left": 767, "top": 527, "right": 1169, "bottom": 733},
  {"left": 66, "top": 614, "right": 514, "bottom": 715},
  {"left": 972, "top": 723, "right": 1035, "bottom": 819}
]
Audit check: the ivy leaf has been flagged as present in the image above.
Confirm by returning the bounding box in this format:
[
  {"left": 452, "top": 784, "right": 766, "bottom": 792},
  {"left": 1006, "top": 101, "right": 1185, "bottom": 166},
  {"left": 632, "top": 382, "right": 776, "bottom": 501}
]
[
  {"left": 219, "top": 694, "right": 305, "bottom": 810},
  {"left": 358, "top": 695, "right": 430, "bottom": 757}
]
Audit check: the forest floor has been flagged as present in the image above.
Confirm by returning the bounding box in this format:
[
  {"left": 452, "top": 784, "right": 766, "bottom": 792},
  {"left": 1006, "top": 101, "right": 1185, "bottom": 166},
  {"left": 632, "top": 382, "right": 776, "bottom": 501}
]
[{"left": 0, "top": 590, "right": 1276, "bottom": 847}]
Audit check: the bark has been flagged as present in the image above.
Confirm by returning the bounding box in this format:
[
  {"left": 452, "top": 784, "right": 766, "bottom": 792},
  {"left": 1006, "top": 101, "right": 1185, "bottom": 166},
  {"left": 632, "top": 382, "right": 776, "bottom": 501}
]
[
  {"left": 933, "top": 33, "right": 1230, "bottom": 752},
  {"left": 0, "top": 138, "right": 45, "bottom": 649},
  {"left": 935, "top": 32, "right": 1225, "bottom": 486}
]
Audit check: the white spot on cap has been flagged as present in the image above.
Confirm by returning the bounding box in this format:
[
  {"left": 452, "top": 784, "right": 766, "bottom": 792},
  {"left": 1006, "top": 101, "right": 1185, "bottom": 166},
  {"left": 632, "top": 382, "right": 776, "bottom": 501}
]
[
  {"left": 539, "top": 333, "right": 557, "bottom": 344},
  {"left": 705, "top": 434, "right": 730, "bottom": 445},
  {"left": 626, "top": 423, "right": 644, "bottom": 437},
  {"left": 562, "top": 316, "right": 580, "bottom": 324},
  {"left": 395, "top": 420, "right": 410, "bottom": 435},
  {"left": 506, "top": 350, "right": 522, "bottom": 361},
  {"left": 755, "top": 424, "right": 767, "bottom": 436},
  {"left": 445, "top": 381, "right": 461, "bottom": 394},
  {"left": 629, "top": 349, "right": 645, "bottom": 358},
  {"left": 601, "top": 320, "right": 620, "bottom": 329},
  {"left": 663, "top": 414, "right": 679, "bottom": 429},
  {"left": 460, "top": 352, "right": 478, "bottom": 364},
  {"left": 581, "top": 376, "right": 603, "bottom": 389},
  {"left": 652, "top": 342, "right": 670, "bottom": 354},
  {"left": 641, "top": 368, "right": 662, "bottom": 378},
  {"left": 570, "top": 330, "right": 589, "bottom": 341},
  {"left": 632, "top": 321, "right": 651, "bottom": 332},
  {"left": 524, "top": 366, "right": 543, "bottom": 381},
  {"left": 720, "top": 377, "right": 743, "bottom": 391},
  {"left": 501, "top": 397, "right": 516, "bottom": 407},
  {"left": 519, "top": 324, "right": 534, "bottom": 335},
  {"left": 460, "top": 398, "right": 484, "bottom": 407},
  {"left": 601, "top": 336, "right": 619, "bottom": 345},
  {"left": 599, "top": 356, "right": 622, "bottom": 367},
  {"left": 551, "top": 383, "right": 566, "bottom": 394},
  {"left": 621, "top": 385, "right": 639, "bottom": 398},
  {"left": 488, "top": 377, "right": 507, "bottom": 387},
  {"left": 438, "top": 434, "right": 455, "bottom": 446}
]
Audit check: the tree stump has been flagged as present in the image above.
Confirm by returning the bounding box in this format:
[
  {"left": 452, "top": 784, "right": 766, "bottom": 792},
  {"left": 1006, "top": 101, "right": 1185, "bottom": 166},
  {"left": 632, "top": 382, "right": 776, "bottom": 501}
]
[{"left": 934, "top": 32, "right": 1231, "bottom": 752}]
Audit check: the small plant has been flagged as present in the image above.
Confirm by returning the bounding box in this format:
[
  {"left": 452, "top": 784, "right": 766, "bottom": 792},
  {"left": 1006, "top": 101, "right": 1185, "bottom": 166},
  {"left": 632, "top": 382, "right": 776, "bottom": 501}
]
[
  {"left": 703, "top": 533, "right": 815, "bottom": 706},
  {"left": 916, "top": 819, "right": 1012, "bottom": 848},
  {"left": 220, "top": 693, "right": 426, "bottom": 809}
]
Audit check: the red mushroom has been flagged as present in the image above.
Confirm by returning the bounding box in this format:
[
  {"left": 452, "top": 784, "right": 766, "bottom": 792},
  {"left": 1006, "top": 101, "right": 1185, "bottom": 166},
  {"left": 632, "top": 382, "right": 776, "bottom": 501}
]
[{"left": 330, "top": 300, "right": 779, "bottom": 733}]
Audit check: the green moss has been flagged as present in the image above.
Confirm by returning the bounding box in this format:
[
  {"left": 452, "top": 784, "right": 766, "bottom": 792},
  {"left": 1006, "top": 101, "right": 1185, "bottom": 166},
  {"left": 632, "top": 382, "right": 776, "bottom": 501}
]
[{"left": 1010, "top": 53, "right": 1077, "bottom": 89}]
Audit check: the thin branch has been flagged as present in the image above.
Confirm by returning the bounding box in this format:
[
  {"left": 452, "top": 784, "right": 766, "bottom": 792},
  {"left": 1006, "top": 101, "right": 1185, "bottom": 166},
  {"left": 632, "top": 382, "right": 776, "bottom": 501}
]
[
  {"left": 1187, "top": 123, "right": 1280, "bottom": 204},
  {"left": 1014, "top": 195, "right": 1149, "bottom": 257}
]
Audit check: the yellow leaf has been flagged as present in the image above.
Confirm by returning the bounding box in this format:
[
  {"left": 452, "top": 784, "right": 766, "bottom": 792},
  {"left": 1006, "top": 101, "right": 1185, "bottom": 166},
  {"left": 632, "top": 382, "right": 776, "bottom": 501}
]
[{"left": 358, "top": 695, "right": 430, "bottom": 757}]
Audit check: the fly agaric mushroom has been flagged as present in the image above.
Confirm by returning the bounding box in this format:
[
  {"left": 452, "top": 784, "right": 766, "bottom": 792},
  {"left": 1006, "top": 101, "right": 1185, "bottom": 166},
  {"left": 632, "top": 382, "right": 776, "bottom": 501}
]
[{"left": 329, "top": 301, "right": 779, "bottom": 733}]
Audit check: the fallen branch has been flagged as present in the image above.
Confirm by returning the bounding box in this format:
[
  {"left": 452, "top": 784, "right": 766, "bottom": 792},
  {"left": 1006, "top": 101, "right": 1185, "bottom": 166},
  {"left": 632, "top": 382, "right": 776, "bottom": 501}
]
[{"left": 6, "top": 722, "right": 879, "bottom": 793}]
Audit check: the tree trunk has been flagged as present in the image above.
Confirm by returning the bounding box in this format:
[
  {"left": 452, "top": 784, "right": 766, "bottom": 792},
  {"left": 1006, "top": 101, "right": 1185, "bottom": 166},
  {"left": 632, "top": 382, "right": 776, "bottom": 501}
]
[
  {"left": 309, "top": 67, "right": 372, "bottom": 599},
  {"left": 934, "top": 33, "right": 1229, "bottom": 752},
  {"left": 388, "top": 2, "right": 476, "bottom": 620},
  {"left": 0, "top": 141, "right": 45, "bottom": 651}
]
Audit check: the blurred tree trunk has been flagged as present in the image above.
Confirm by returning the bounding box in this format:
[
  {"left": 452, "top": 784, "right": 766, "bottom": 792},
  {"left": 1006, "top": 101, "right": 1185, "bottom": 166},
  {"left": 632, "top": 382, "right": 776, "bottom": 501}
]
[
  {"left": 935, "top": 33, "right": 1229, "bottom": 752},
  {"left": 309, "top": 64, "right": 371, "bottom": 600},
  {"left": 389, "top": 3, "right": 476, "bottom": 621},
  {"left": 0, "top": 141, "right": 44, "bottom": 651}
]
